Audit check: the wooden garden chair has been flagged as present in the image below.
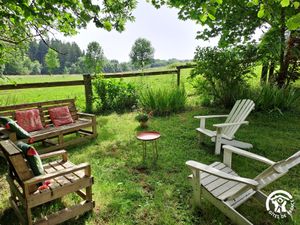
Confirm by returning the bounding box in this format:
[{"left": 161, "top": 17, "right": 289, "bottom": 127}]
[
  {"left": 186, "top": 145, "right": 300, "bottom": 225},
  {"left": 0, "top": 140, "right": 94, "bottom": 225},
  {"left": 194, "top": 99, "right": 255, "bottom": 155}
]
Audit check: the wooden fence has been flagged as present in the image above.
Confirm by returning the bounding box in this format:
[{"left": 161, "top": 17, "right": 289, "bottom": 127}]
[{"left": 0, "top": 65, "right": 195, "bottom": 112}]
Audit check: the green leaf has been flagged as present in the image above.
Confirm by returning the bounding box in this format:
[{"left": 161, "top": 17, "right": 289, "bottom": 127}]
[
  {"left": 252, "top": 0, "right": 259, "bottom": 5},
  {"left": 199, "top": 14, "right": 208, "bottom": 23},
  {"left": 293, "top": 1, "right": 300, "bottom": 9},
  {"left": 257, "top": 4, "right": 265, "bottom": 18},
  {"left": 280, "top": 0, "right": 290, "bottom": 7},
  {"left": 216, "top": 0, "right": 223, "bottom": 4},
  {"left": 208, "top": 13, "right": 216, "bottom": 20},
  {"left": 103, "top": 21, "right": 112, "bottom": 31},
  {"left": 286, "top": 13, "right": 300, "bottom": 30}
]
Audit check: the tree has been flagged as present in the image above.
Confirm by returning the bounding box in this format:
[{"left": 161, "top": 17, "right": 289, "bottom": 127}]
[
  {"left": 0, "top": 0, "right": 137, "bottom": 64},
  {"left": 129, "top": 38, "right": 155, "bottom": 69},
  {"left": 45, "top": 49, "right": 60, "bottom": 74},
  {"left": 150, "top": 0, "right": 300, "bottom": 87},
  {"left": 84, "top": 42, "right": 105, "bottom": 74}
]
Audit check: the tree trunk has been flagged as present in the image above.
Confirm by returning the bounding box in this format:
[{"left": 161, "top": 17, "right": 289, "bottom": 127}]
[
  {"left": 268, "top": 62, "right": 275, "bottom": 83},
  {"left": 276, "top": 33, "right": 294, "bottom": 87},
  {"left": 276, "top": 8, "right": 287, "bottom": 87},
  {"left": 260, "top": 62, "right": 268, "bottom": 85}
]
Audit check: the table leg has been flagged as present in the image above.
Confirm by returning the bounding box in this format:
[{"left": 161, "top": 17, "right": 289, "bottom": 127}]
[
  {"left": 154, "top": 140, "right": 158, "bottom": 160},
  {"left": 142, "top": 141, "right": 147, "bottom": 161}
]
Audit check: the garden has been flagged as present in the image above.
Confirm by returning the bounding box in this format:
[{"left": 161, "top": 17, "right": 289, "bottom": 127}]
[
  {"left": 1, "top": 0, "right": 300, "bottom": 225},
  {"left": 0, "top": 62, "right": 300, "bottom": 224}
]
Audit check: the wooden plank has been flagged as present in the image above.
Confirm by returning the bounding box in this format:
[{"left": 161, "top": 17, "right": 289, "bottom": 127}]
[
  {"left": 201, "top": 167, "right": 234, "bottom": 186},
  {"left": 101, "top": 69, "right": 177, "bottom": 78},
  {"left": 28, "top": 177, "right": 92, "bottom": 207},
  {"left": 0, "top": 80, "right": 84, "bottom": 91},
  {"left": 200, "top": 187, "right": 253, "bottom": 225},
  {"left": 211, "top": 180, "right": 240, "bottom": 197},
  {"left": 0, "top": 99, "right": 74, "bottom": 111},
  {"left": 34, "top": 201, "right": 94, "bottom": 225}
]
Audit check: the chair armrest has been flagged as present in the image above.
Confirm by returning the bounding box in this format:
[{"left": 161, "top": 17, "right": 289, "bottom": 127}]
[
  {"left": 194, "top": 115, "right": 228, "bottom": 119},
  {"left": 186, "top": 160, "right": 258, "bottom": 186},
  {"left": 223, "top": 145, "right": 275, "bottom": 165},
  {"left": 40, "top": 150, "right": 68, "bottom": 161},
  {"left": 24, "top": 163, "right": 90, "bottom": 186},
  {"left": 213, "top": 121, "right": 249, "bottom": 128},
  {"left": 77, "top": 112, "right": 95, "bottom": 118}
]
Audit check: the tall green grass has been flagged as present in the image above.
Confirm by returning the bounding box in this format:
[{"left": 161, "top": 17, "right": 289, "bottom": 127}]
[
  {"left": 139, "top": 86, "right": 187, "bottom": 116},
  {"left": 245, "top": 84, "right": 300, "bottom": 112}
]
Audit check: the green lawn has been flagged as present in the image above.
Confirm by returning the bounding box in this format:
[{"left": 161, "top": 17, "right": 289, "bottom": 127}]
[{"left": 0, "top": 72, "right": 300, "bottom": 224}]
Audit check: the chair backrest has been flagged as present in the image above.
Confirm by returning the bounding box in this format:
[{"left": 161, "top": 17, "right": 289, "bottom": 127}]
[
  {"left": 255, "top": 151, "right": 300, "bottom": 189},
  {"left": 223, "top": 99, "right": 255, "bottom": 138},
  {"left": 0, "top": 99, "right": 78, "bottom": 128},
  {"left": 0, "top": 140, "right": 36, "bottom": 192}
]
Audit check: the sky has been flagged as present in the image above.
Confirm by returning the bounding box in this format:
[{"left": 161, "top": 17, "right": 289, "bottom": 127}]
[{"left": 56, "top": 1, "right": 219, "bottom": 62}]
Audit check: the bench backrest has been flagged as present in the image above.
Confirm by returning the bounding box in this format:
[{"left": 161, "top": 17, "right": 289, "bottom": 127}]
[
  {"left": 223, "top": 99, "right": 255, "bottom": 138},
  {"left": 0, "top": 99, "right": 78, "bottom": 127}
]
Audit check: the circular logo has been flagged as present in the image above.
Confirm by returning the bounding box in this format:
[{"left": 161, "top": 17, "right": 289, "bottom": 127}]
[{"left": 266, "top": 190, "right": 295, "bottom": 219}]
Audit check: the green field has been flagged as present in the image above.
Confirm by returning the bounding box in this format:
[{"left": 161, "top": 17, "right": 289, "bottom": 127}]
[{"left": 0, "top": 71, "right": 300, "bottom": 225}]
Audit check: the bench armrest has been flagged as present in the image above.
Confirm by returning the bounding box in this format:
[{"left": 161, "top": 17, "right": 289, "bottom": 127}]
[
  {"left": 24, "top": 163, "right": 91, "bottom": 187},
  {"left": 77, "top": 112, "right": 95, "bottom": 118},
  {"left": 194, "top": 115, "right": 228, "bottom": 119},
  {"left": 213, "top": 121, "right": 249, "bottom": 128},
  {"left": 186, "top": 160, "right": 258, "bottom": 187},
  {"left": 223, "top": 145, "right": 275, "bottom": 165},
  {"left": 40, "top": 150, "right": 68, "bottom": 161}
]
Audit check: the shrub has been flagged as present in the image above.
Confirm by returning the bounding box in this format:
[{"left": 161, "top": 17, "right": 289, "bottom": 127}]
[
  {"left": 246, "top": 84, "right": 300, "bottom": 112},
  {"left": 192, "top": 45, "right": 257, "bottom": 108},
  {"left": 93, "top": 77, "right": 138, "bottom": 113},
  {"left": 139, "top": 86, "right": 186, "bottom": 116},
  {"left": 135, "top": 113, "right": 149, "bottom": 122}
]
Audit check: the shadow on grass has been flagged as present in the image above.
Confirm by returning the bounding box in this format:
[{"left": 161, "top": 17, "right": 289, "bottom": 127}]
[{"left": 0, "top": 157, "right": 8, "bottom": 176}]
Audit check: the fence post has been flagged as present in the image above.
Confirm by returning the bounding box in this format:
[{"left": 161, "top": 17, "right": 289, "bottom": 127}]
[
  {"left": 83, "top": 74, "right": 93, "bottom": 113},
  {"left": 176, "top": 67, "right": 181, "bottom": 86}
]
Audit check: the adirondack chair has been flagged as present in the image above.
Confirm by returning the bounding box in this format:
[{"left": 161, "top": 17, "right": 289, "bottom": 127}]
[
  {"left": 186, "top": 145, "right": 300, "bottom": 225},
  {"left": 194, "top": 99, "right": 255, "bottom": 155},
  {"left": 0, "top": 140, "right": 94, "bottom": 225}
]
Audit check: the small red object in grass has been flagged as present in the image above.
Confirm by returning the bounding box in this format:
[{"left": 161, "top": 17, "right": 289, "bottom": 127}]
[{"left": 136, "top": 131, "right": 160, "bottom": 141}]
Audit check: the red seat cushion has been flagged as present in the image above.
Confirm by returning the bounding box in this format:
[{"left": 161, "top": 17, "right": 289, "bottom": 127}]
[
  {"left": 15, "top": 109, "right": 43, "bottom": 132},
  {"left": 49, "top": 106, "right": 74, "bottom": 126}
]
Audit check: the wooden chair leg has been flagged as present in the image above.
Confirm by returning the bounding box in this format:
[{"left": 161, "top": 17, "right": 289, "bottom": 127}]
[
  {"left": 86, "top": 186, "right": 92, "bottom": 202},
  {"left": 197, "top": 132, "right": 205, "bottom": 145},
  {"left": 215, "top": 137, "right": 222, "bottom": 155},
  {"left": 26, "top": 206, "right": 33, "bottom": 225}
]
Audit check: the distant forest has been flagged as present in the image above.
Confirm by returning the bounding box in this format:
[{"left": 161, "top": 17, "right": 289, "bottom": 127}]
[{"left": 1, "top": 39, "right": 190, "bottom": 75}]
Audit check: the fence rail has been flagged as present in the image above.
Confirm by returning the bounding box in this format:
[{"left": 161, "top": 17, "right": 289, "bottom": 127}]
[{"left": 0, "top": 65, "right": 195, "bottom": 112}]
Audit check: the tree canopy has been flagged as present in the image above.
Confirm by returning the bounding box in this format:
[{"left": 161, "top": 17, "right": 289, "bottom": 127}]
[
  {"left": 130, "top": 38, "right": 155, "bottom": 69},
  {"left": 0, "top": 0, "right": 137, "bottom": 64},
  {"left": 45, "top": 49, "right": 60, "bottom": 74},
  {"left": 85, "top": 42, "right": 105, "bottom": 74}
]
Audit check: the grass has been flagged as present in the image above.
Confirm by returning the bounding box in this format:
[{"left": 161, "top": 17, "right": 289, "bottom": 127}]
[{"left": 0, "top": 70, "right": 300, "bottom": 224}]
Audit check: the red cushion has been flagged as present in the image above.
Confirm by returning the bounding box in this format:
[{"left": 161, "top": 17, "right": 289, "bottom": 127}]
[
  {"left": 48, "top": 106, "right": 74, "bottom": 126},
  {"left": 15, "top": 109, "right": 43, "bottom": 132}
]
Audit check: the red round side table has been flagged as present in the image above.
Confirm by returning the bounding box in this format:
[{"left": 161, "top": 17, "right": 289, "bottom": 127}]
[{"left": 136, "top": 131, "right": 160, "bottom": 161}]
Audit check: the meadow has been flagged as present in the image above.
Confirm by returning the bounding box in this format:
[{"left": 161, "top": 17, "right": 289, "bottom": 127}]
[{"left": 0, "top": 70, "right": 300, "bottom": 225}]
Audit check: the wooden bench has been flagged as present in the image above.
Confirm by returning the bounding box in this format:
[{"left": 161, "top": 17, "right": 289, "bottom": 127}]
[
  {"left": 0, "top": 99, "right": 97, "bottom": 154},
  {"left": 0, "top": 139, "right": 94, "bottom": 225}
]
